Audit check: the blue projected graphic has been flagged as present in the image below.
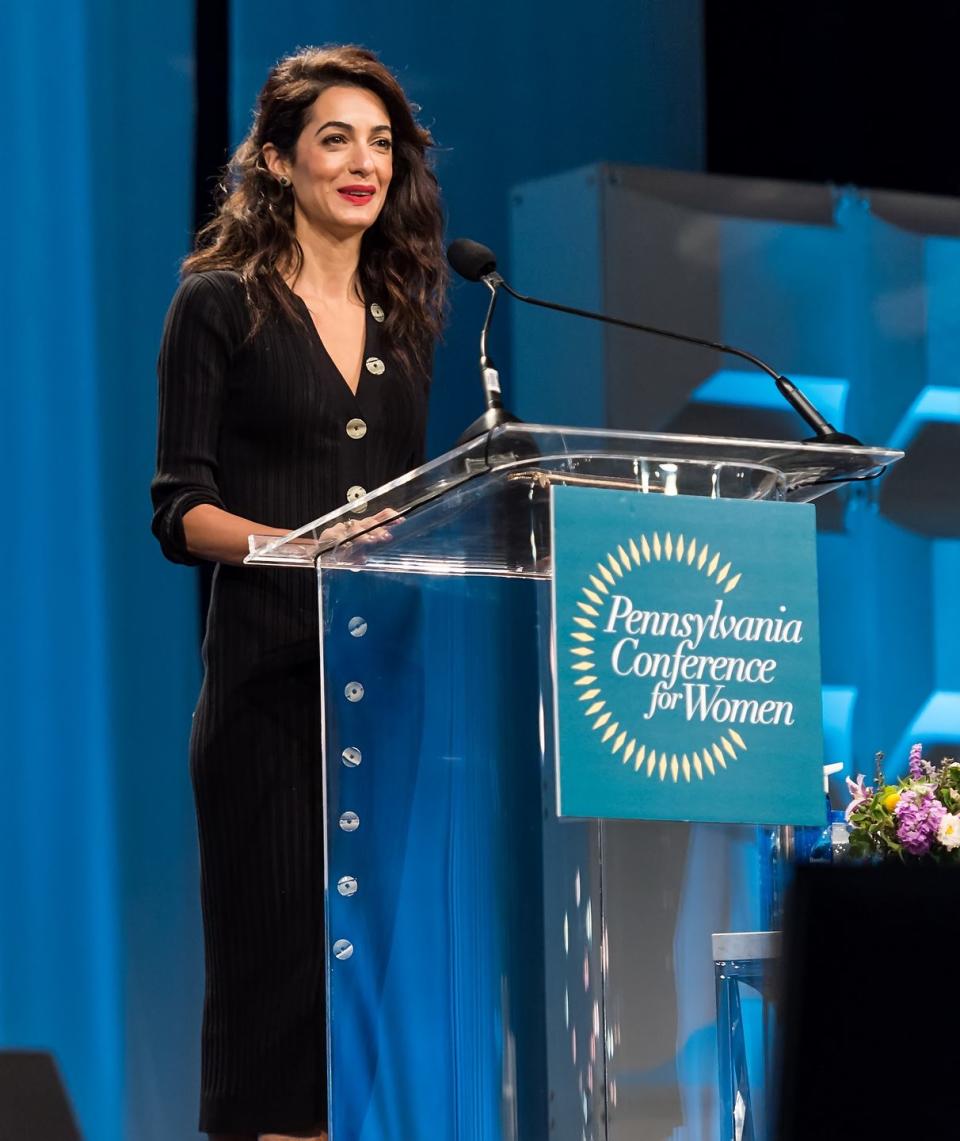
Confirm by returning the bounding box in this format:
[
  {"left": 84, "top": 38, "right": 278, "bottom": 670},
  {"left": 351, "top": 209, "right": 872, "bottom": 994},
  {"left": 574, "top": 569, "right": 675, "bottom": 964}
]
[
  {"left": 692, "top": 370, "right": 850, "bottom": 429},
  {"left": 888, "top": 385, "right": 960, "bottom": 450}
]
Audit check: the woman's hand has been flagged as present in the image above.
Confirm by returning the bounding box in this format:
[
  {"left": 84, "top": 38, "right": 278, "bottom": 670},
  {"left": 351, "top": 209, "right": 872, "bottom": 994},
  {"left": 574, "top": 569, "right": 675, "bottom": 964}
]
[
  {"left": 319, "top": 507, "right": 401, "bottom": 548},
  {"left": 246, "top": 507, "right": 404, "bottom": 564},
  {"left": 186, "top": 504, "right": 403, "bottom": 566}
]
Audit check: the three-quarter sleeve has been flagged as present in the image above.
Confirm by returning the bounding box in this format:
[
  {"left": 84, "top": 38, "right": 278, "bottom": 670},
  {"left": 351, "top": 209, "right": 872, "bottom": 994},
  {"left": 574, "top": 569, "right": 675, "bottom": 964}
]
[{"left": 151, "top": 272, "right": 241, "bottom": 564}]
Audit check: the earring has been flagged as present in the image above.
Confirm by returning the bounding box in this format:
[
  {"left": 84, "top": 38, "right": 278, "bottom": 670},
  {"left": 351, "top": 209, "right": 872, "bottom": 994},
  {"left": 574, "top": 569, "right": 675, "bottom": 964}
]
[{"left": 278, "top": 175, "right": 291, "bottom": 188}]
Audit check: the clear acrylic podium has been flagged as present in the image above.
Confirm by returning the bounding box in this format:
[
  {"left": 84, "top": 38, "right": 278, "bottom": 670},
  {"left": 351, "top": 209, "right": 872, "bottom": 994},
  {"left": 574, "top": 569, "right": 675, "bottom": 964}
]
[{"left": 247, "top": 425, "right": 899, "bottom": 1141}]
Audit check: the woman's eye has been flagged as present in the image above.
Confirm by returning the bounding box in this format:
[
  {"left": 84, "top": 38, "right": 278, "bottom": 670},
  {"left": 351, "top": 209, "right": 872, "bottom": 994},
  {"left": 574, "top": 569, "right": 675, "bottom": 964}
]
[
  {"left": 322, "top": 134, "right": 347, "bottom": 145},
  {"left": 373, "top": 138, "right": 392, "bottom": 149}
]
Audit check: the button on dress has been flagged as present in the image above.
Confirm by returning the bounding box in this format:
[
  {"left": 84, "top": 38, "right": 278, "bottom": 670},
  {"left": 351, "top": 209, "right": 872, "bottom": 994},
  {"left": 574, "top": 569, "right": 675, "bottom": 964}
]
[{"left": 151, "top": 270, "right": 428, "bottom": 1135}]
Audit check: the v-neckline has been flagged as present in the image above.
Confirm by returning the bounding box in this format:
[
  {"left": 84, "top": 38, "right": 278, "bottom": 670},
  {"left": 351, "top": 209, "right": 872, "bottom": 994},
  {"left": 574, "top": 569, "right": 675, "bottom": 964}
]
[{"left": 290, "top": 290, "right": 368, "bottom": 400}]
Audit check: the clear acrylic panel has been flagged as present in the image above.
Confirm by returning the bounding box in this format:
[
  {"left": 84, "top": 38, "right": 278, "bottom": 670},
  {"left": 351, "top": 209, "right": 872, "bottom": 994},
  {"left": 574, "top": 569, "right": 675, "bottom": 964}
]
[
  {"left": 321, "top": 566, "right": 605, "bottom": 1139},
  {"left": 247, "top": 424, "right": 900, "bottom": 572}
]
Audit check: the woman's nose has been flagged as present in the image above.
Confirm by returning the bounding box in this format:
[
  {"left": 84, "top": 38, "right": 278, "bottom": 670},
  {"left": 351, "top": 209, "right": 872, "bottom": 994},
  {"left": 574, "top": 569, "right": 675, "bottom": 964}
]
[{"left": 349, "top": 144, "right": 374, "bottom": 176}]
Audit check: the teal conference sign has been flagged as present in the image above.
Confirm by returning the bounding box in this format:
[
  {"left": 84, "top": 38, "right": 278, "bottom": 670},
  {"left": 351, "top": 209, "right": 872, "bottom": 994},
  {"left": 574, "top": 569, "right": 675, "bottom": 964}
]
[{"left": 552, "top": 487, "right": 825, "bottom": 824}]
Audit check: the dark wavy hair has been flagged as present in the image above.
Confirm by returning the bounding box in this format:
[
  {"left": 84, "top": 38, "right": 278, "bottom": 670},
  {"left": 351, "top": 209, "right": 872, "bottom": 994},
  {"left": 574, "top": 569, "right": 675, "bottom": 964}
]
[{"left": 183, "top": 45, "right": 447, "bottom": 376}]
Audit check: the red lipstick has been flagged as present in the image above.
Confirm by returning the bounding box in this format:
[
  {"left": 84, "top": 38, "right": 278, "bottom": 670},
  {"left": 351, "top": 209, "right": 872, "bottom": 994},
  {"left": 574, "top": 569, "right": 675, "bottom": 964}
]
[{"left": 337, "top": 184, "right": 376, "bottom": 205}]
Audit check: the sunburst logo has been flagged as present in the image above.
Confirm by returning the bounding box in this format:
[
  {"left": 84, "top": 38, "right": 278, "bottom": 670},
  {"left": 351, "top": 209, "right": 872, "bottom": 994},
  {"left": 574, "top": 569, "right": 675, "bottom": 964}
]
[
  {"left": 569, "top": 530, "right": 751, "bottom": 784},
  {"left": 553, "top": 487, "right": 824, "bottom": 824}
]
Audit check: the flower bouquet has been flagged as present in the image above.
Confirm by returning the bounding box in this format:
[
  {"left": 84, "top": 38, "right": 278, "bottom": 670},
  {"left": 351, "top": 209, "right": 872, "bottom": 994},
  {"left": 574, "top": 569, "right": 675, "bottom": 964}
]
[{"left": 845, "top": 744, "right": 960, "bottom": 862}]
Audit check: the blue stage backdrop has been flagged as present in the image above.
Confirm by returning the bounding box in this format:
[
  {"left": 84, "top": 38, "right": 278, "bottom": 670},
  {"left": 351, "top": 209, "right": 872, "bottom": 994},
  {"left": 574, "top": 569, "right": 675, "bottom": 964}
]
[
  {"left": 0, "top": 3, "right": 705, "bottom": 1139},
  {"left": 1, "top": 3, "right": 202, "bottom": 1140}
]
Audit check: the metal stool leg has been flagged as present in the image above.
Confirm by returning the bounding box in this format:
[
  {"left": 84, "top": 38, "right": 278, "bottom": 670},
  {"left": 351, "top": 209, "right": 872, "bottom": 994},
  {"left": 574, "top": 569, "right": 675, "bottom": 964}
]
[{"left": 713, "top": 931, "right": 781, "bottom": 1141}]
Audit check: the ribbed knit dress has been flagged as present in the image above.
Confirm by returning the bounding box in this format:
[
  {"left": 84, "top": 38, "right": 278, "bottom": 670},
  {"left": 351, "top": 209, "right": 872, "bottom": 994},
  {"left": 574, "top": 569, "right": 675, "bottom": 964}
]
[{"left": 151, "top": 269, "right": 428, "bottom": 1135}]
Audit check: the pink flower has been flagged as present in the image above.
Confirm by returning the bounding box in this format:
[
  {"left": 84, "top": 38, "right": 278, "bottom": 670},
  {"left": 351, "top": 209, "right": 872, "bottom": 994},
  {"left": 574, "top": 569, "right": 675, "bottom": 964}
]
[{"left": 845, "top": 774, "right": 874, "bottom": 822}]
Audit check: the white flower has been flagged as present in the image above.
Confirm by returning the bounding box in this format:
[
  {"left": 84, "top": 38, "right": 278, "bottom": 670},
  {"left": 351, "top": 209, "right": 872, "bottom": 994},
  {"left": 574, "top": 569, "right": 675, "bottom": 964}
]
[{"left": 937, "top": 813, "right": 960, "bottom": 850}]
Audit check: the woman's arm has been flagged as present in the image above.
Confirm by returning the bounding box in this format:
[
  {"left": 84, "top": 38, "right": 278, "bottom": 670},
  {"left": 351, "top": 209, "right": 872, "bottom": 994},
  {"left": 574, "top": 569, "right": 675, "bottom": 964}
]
[
  {"left": 152, "top": 274, "right": 242, "bottom": 565},
  {"left": 181, "top": 503, "right": 288, "bottom": 566}
]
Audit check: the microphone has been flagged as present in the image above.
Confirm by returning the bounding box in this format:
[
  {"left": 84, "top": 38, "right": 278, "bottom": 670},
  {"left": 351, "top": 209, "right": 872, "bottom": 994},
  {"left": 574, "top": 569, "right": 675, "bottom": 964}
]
[
  {"left": 447, "top": 238, "right": 500, "bottom": 283},
  {"left": 445, "top": 238, "right": 862, "bottom": 447},
  {"left": 447, "top": 239, "right": 519, "bottom": 445}
]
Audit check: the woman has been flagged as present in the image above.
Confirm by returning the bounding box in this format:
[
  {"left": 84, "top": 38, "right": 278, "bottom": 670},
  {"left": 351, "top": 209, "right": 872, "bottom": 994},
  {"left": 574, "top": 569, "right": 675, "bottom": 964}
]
[{"left": 151, "top": 45, "right": 446, "bottom": 1141}]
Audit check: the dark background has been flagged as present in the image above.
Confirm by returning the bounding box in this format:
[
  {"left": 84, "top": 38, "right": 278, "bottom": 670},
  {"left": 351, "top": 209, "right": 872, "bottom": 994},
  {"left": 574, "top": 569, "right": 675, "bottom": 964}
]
[{"left": 704, "top": 2, "right": 960, "bottom": 195}]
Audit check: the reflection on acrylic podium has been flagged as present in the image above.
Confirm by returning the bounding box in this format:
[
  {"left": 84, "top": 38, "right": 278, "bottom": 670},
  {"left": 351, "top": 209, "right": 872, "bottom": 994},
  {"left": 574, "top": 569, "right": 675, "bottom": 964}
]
[{"left": 248, "top": 424, "right": 899, "bottom": 1141}]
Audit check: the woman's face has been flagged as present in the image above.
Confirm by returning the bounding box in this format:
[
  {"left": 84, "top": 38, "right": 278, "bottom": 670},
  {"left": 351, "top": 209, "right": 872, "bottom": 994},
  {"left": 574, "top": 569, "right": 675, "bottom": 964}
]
[{"left": 270, "top": 84, "right": 394, "bottom": 239}]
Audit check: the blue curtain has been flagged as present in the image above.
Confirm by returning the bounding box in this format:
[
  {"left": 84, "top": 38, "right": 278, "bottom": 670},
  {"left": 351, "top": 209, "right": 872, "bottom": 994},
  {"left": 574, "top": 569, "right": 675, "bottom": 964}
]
[{"left": 0, "top": 3, "right": 202, "bottom": 1138}]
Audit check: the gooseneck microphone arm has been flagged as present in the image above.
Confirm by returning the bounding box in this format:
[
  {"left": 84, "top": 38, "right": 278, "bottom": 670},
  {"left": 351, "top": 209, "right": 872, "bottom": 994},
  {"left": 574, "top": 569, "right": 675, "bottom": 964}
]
[
  {"left": 455, "top": 267, "right": 520, "bottom": 445},
  {"left": 447, "top": 237, "right": 861, "bottom": 447},
  {"left": 497, "top": 278, "right": 773, "bottom": 377},
  {"left": 493, "top": 278, "right": 859, "bottom": 446},
  {"left": 479, "top": 274, "right": 501, "bottom": 379}
]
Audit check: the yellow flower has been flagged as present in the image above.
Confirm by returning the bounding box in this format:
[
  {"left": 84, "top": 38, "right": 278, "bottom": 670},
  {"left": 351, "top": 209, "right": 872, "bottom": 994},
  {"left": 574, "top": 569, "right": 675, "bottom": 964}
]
[{"left": 883, "top": 791, "right": 900, "bottom": 812}]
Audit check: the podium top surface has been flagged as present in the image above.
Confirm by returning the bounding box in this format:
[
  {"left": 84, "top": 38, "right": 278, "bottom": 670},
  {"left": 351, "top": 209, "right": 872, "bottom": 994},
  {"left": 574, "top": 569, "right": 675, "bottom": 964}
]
[{"left": 245, "top": 424, "right": 901, "bottom": 576}]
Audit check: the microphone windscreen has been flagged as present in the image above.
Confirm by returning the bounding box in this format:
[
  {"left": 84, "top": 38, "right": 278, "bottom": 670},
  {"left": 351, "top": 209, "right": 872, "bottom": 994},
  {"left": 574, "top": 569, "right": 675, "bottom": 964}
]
[{"left": 447, "top": 238, "right": 498, "bottom": 282}]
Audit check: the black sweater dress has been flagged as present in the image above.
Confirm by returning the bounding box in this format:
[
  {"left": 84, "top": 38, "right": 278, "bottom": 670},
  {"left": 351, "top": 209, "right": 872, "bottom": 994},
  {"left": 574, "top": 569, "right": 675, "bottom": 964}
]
[{"left": 151, "top": 270, "right": 428, "bottom": 1134}]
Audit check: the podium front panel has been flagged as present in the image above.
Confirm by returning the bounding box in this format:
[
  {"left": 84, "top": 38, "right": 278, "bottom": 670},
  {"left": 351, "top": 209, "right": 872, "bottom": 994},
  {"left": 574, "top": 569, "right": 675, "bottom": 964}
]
[{"left": 321, "top": 567, "right": 606, "bottom": 1139}]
